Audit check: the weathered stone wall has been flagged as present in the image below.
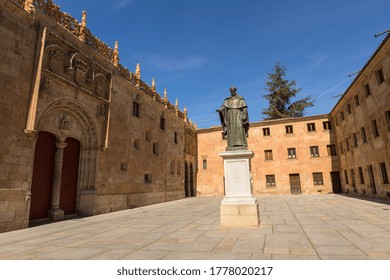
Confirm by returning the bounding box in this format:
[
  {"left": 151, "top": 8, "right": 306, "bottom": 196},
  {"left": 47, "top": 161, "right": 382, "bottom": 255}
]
[
  {"left": 197, "top": 115, "right": 340, "bottom": 196},
  {"left": 330, "top": 35, "right": 390, "bottom": 198}
]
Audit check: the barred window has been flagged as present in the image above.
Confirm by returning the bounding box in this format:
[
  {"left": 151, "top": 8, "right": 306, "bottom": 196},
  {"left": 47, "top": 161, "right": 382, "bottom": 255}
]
[
  {"left": 266, "top": 175, "right": 276, "bottom": 187},
  {"left": 313, "top": 172, "right": 324, "bottom": 185}
]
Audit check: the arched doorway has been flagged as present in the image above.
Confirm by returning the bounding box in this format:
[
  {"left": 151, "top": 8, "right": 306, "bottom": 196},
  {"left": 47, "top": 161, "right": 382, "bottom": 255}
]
[
  {"left": 29, "top": 131, "right": 56, "bottom": 219},
  {"left": 59, "top": 137, "right": 80, "bottom": 215}
]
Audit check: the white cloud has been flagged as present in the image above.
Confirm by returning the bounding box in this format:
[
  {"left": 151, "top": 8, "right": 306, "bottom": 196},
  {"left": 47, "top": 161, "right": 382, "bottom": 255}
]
[{"left": 113, "top": 0, "right": 137, "bottom": 10}]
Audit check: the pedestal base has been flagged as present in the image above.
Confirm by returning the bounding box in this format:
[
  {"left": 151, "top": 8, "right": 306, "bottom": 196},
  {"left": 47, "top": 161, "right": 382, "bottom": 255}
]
[
  {"left": 220, "top": 201, "right": 259, "bottom": 227},
  {"left": 48, "top": 208, "right": 64, "bottom": 222}
]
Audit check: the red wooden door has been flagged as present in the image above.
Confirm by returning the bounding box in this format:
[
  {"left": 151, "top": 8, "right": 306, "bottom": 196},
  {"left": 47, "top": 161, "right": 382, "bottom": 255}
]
[
  {"left": 30, "top": 131, "right": 56, "bottom": 219},
  {"left": 59, "top": 137, "right": 80, "bottom": 215}
]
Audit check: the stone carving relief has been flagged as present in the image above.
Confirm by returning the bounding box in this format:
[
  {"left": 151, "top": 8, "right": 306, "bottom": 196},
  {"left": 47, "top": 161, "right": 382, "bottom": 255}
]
[
  {"left": 59, "top": 112, "right": 71, "bottom": 137},
  {"left": 95, "top": 74, "right": 109, "bottom": 99},
  {"left": 39, "top": 76, "right": 51, "bottom": 99},
  {"left": 96, "top": 104, "right": 107, "bottom": 121},
  {"left": 46, "top": 46, "right": 66, "bottom": 76}
]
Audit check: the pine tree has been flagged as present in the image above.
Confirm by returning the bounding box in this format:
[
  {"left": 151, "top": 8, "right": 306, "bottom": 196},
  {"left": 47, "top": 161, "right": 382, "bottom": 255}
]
[{"left": 263, "top": 62, "right": 314, "bottom": 120}]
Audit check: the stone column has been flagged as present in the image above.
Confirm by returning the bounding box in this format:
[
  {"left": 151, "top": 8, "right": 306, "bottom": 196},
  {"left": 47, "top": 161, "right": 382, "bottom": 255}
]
[
  {"left": 48, "top": 141, "right": 67, "bottom": 221},
  {"left": 219, "top": 150, "right": 259, "bottom": 227}
]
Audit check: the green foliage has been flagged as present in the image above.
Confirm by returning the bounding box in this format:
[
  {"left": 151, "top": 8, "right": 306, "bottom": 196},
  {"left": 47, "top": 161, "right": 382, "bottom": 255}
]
[{"left": 263, "top": 62, "right": 314, "bottom": 120}]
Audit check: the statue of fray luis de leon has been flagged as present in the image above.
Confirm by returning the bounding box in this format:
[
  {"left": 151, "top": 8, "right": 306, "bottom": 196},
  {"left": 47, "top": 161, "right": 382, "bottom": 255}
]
[{"left": 217, "top": 87, "right": 249, "bottom": 151}]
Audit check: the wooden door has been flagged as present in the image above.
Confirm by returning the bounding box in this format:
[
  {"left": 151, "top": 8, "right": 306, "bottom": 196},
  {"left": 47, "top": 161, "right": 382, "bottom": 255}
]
[
  {"left": 289, "top": 174, "right": 302, "bottom": 194},
  {"left": 30, "top": 131, "right": 56, "bottom": 219},
  {"left": 59, "top": 137, "right": 80, "bottom": 215},
  {"left": 330, "top": 171, "right": 342, "bottom": 193}
]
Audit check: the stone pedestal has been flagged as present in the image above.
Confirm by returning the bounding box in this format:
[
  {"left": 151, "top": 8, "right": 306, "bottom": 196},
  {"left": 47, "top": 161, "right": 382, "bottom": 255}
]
[{"left": 219, "top": 150, "right": 259, "bottom": 227}]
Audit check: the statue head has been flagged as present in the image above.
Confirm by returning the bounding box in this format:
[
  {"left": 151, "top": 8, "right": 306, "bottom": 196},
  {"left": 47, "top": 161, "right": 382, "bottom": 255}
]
[{"left": 229, "top": 87, "right": 237, "bottom": 96}]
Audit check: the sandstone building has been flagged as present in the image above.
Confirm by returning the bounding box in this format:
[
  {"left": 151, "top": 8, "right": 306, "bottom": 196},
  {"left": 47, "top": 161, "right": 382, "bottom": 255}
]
[{"left": 0, "top": 0, "right": 389, "bottom": 233}]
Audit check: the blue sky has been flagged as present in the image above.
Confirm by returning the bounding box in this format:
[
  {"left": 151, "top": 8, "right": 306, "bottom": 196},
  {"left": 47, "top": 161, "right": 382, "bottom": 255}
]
[{"left": 53, "top": 0, "right": 390, "bottom": 128}]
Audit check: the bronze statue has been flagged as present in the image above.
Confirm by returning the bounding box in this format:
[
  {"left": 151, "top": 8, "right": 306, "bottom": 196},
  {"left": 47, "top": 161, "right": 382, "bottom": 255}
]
[{"left": 217, "top": 87, "right": 249, "bottom": 150}]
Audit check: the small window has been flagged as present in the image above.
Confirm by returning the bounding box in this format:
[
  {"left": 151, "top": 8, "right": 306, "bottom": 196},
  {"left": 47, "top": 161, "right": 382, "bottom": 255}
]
[
  {"left": 364, "top": 83, "right": 371, "bottom": 97},
  {"left": 145, "top": 131, "right": 152, "bottom": 142},
  {"left": 313, "top": 172, "right": 324, "bottom": 185},
  {"left": 345, "top": 138, "right": 350, "bottom": 151},
  {"left": 285, "top": 125, "right": 294, "bottom": 134},
  {"left": 160, "top": 117, "right": 165, "bottom": 130},
  {"left": 346, "top": 104, "right": 351, "bottom": 115},
  {"left": 307, "top": 123, "right": 316, "bottom": 132},
  {"left": 376, "top": 68, "right": 385, "bottom": 85},
  {"left": 264, "top": 149, "right": 273, "bottom": 160},
  {"left": 133, "top": 101, "right": 140, "bottom": 117},
  {"left": 340, "top": 111, "right": 344, "bottom": 121},
  {"left": 339, "top": 142, "right": 344, "bottom": 155},
  {"left": 134, "top": 139, "right": 140, "bottom": 149},
  {"left": 153, "top": 142, "right": 159, "bottom": 155},
  {"left": 380, "top": 162, "right": 389, "bottom": 184},
  {"left": 174, "top": 132, "right": 178, "bottom": 144},
  {"left": 372, "top": 119, "right": 379, "bottom": 138},
  {"left": 323, "top": 121, "right": 332, "bottom": 130},
  {"left": 202, "top": 159, "right": 207, "bottom": 170},
  {"left": 263, "top": 127, "right": 270, "bottom": 136},
  {"left": 144, "top": 174, "right": 152, "bottom": 183},
  {"left": 120, "top": 162, "right": 128, "bottom": 172},
  {"left": 327, "top": 144, "right": 337, "bottom": 156},
  {"left": 266, "top": 175, "right": 276, "bottom": 187},
  {"left": 386, "top": 111, "right": 390, "bottom": 131},
  {"left": 358, "top": 167, "right": 365, "bottom": 184},
  {"left": 354, "top": 95, "right": 360, "bottom": 107},
  {"left": 361, "top": 127, "right": 367, "bottom": 143},
  {"left": 352, "top": 133, "right": 358, "bottom": 148},
  {"left": 287, "top": 148, "right": 296, "bottom": 159},
  {"left": 344, "top": 170, "right": 349, "bottom": 184},
  {"left": 310, "top": 146, "right": 319, "bottom": 157}
]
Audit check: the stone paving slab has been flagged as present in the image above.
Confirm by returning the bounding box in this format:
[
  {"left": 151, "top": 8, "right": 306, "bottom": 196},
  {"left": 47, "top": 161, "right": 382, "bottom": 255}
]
[{"left": 0, "top": 194, "right": 390, "bottom": 260}]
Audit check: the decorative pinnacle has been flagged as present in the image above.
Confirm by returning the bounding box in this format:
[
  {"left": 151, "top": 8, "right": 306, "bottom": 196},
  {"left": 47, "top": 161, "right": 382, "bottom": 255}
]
[
  {"left": 113, "top": 41, "right": 119, "bottom": 66},
  {"left": 151, "top": 78, "right": 156, "bottom": 92},
  {"left": 163, "top": 88, "right": 167, "bottom": 100},
  {"left": 79, "top": 11, "right": 87, "bottom": 42},
  {"left": 135, "top": 63, "right": 141, "bottom": 80},
  {"left": 175, "top": 98, "right": 179, "bottom": 116},
  {"left": 184, "top": 107, "right": 188, "bottom": 123}
]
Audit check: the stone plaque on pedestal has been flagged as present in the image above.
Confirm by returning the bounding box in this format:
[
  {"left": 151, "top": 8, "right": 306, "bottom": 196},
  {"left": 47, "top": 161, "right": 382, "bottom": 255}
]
[{"left": 219, "top": 150, "right": 259, "bottom": 227}]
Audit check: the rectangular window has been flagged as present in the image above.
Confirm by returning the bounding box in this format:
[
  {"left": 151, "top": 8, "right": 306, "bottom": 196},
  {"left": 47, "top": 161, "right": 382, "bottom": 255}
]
[
  {"left": 345, "top": 138, "right": 350, "bottom": 151},
  {"left": 361, "top": 127, "right": 367, "bottom": 143},
  {"left": 287, "top": 148, "right": 296, "bottom": 159},
  {"left": 144, "top": 174, "right": 152, "bottom": 183},
  {"left": 350, "top": 169, "right": 356, "bottom": 191},
  {"left": 266, "top": 175, "right": 276, "bottom": 187},
  {"left": 372, "top": 119, "right": 379, "bottom": 138},
  {"left": 153, "top": 142, "right": 159, "bottom": 155},
  {"left": 327, "top": 144, "right": 337, "bottom": 156},
  {"left": 364, "top": 83, "right": 371, "bottom": 97},
  {"left": 174, "top": 132, "right": 178, "bottom": 144},
  {"left": 313, "top": 172, "right": 324, "bottom": 185},
  {"left": 310, "top": 146, "right": 319, "bottom": 157},
  {"left": 202, "top": 159, "right": 207, "bottom": 170},
  {"left": 354, "top": 95, "right": 360, "bottom": 107},
  {"left": 263, "top": 127, "right": 270, "bottom": 136},
  {"left": 134, "top": 139, "right": 140, "bottom": 150},
  {"left": 264, "top": 149, "right": 273, "bottom": 160},
  {"left": 145, "top": 130, "right": 151, "bottom": 142},
  {"left": 339, "top": 142, "right": 344, "bottom": 155},
  {"left": 344, "top": 170, "right": 349, "bottom": 184},
  {"left": 307, "top": 123, "right": 316, "bottom": 132},
  {"left": 346, "top": 104, "right": 351, "bottom": 115},
  {"left": 340, "top": 111, "right": 344, "bottom": 121},
  {"left": 380, "top": 162, "right": 389, "bottom": 184},
  {"left": 285, "top": 125, "right": 294, "bottom": 134},
  {"left": 376, "top": 68, "right": 385, "bottom": 85},
  {"left": 160, "top": 117, "right": 165, "bottom": 130},
  {"left": 323, "top": 121, "right": 332, "bottom": 130},
  {"left": 353, "top": 133, "right": 358, "bottom": 148},
  {"left": 132, "top": 101, "right": 140, "bottom": 117},
  {"left": 358, "top": 167, "right": 365, "bottom": 184},
  {"left": 386, "top": 111, "right": 390, "bottom": 131}
]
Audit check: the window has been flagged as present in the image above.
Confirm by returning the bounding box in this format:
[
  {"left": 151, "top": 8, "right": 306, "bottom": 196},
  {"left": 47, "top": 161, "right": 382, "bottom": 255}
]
[
  {"left": 266, "top": 175, "right": 276, "bottom": 187},
  {"left": 132, "top": 101, "right": 140, "bottom": 117},
  {"left": 344, "top": 170, "right": 349, "bottom": 184},
  {"left": 339, "top": 142, "right": 344, "bottom": 155},
  {"left": 340, "top": 111, "right": 344, "bottom": 121},
  {"left": 352, "top": 133, "right": 358, "bottom": 148},
  {"left": 153, "top": 142, "right": 159, "bottom": 155},
  {"left": 313, "top": 172, "right": 324, "bottom": 185},
  {"left": 345, "top": 138, "right": 350, "bottom": 151},
  {"left": 287, "top": 148, "right": 296, "bottom": 159},
  {"left": 307, "top": 123, "right": 316, "bottom": 132},
  {"left": 264, "top": 149, "right": 273, "bottom": 160},
  {"left": 376, "top": 68, "right": 385, "bottom": 85},
  {"left": 120, "top": 162, "right": 128, "bottom": 172},
  {"left": 358, "top": 167, "right": 365, "bottom": 184},
  {"left": 350, "top": 169, "right": 356, "bottom": 191},
  {"left": 323, "top": 121, "right": 332, "bottom": 130},
  {"left": 145, "top": 130, "right": 151, "bottom": 142},
  {"left": 285, "top": 125, "right": 294, "bottom": 134},
  {"left": 354, "top": 95, "right": 360, "bottom": 107},
  {"left": 380, "top": 162, "right": 389, "bottom": 184},
  {"left": 263, "top": 127, "right": 270, "bottom": 136},
  {"left": 335, "top": 117, "right": 339, "bottom": 126},
  {"left": 327, "top": 144, "right": 337, "bottom": 156},
  {"left": 160, "top": 117, "right": 165, "bottom": 130},
  {"left": 310, "top": 146, "right": 320, "bottom": 157},
  {"left": 134, "top": 139, "right": 140, "bottom": 149},
  {"left": 364, "top": 83, "right": 371, "bottom": 97},
  {"left": 346, "top": 104, "right": 351, "bottom": 115},
  {"left": 386, "top": 111, "right": 390, "bottom": 131},
  {"left": 144, "top": 174, "right": 152, "bottom": 183},
  {"left": 202, "top": 159, "right": 207, "bottom": 170},
  {"left": 372, "top": 119, "right": 379, "bottom": 138},
  {"left": 174, "top": 132, "right": 178, "bottom": 144},
  {"left": 361, "top": 127, "right": 367, "bottom": 143}
]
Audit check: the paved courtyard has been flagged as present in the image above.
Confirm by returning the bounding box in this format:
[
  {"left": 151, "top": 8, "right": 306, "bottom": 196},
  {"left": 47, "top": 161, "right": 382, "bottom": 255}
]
[{"left": 0, "top": 194, "right": 390, "bottom": 260}]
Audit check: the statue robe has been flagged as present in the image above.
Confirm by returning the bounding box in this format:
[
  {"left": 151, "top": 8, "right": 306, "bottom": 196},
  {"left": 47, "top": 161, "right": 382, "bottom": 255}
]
[{"left": 219, "top": 94, "right": 249, "bottom": 149}]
